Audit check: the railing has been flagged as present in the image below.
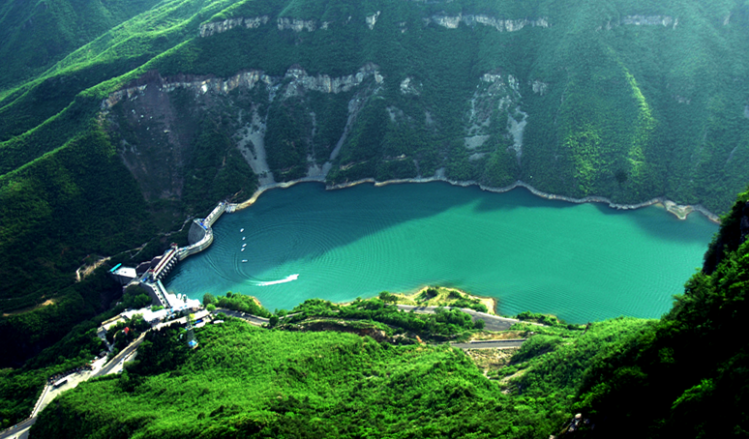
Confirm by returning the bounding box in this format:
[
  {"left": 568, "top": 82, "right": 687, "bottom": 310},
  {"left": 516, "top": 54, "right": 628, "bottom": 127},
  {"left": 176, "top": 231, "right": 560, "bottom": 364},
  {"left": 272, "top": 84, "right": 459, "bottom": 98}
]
[
  {"left": 204, "top": 202, "right": 227, "bottom": 227},
  {"left": 140, "top": 281, "right": 168, "bottom": 307},
  {"left": 176, "top": 202, "right": 226, "bottom": 260},
  {"left": 152, "top": 245, "right": 178, "bottom": 281},
  {"left": 177, "top": 219, "right": 215, "bottom": 260}
]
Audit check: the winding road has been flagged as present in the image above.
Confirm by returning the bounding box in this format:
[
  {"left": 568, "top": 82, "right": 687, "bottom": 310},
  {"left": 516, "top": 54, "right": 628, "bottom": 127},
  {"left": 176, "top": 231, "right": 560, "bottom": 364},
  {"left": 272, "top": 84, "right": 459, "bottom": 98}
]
[
  {"left": 93, "top": 333, "right": 146, "bottom": 378},
  {"left": 213, "top": 306, "right": 528, "bottom": 351},
  {"left": 450, "top": 339, "right": 527, "bottom": 350},
  {"left": 214, "top": 308, "right": 269, "bottom": 326}
]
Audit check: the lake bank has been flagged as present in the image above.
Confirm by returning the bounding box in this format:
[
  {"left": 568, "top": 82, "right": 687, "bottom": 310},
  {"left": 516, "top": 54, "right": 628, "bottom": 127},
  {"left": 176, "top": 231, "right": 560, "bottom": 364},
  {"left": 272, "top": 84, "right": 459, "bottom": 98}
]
[
  {"left": 388, "top": 286, "right": 498, "bottom": 316},
  {"left": 167, "top": 182, "right": 718, "bottom": 323},
  {"left": 230, "top": 177, "right": 721, "bottom": 224}
]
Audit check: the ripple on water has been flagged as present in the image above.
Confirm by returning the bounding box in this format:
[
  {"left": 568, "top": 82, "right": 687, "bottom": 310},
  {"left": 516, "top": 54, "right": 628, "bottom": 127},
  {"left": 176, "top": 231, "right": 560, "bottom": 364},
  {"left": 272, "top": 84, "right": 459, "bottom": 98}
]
[{"left": 165, "top": 182, "right": 718, "bottom": 322}]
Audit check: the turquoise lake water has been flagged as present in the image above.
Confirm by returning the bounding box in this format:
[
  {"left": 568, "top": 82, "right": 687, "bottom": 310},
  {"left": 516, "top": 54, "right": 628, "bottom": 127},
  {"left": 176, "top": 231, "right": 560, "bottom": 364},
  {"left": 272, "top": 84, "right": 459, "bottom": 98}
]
[{"left": 165, "top": 182, "right": 718, "bottom": 323}]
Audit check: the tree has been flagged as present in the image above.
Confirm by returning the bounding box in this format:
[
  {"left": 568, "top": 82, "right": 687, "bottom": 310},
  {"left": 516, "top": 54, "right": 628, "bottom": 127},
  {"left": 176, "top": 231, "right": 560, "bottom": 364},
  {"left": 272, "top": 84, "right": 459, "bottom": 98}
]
[
  {"left": 122, "top": 285, "right": 152, "bottom": 309},
  {"left": 203, "top": 293, "right": 216, "bottom": 306},
  {"left": 378, "top": 291, "right": 397, "bottom": 304}
]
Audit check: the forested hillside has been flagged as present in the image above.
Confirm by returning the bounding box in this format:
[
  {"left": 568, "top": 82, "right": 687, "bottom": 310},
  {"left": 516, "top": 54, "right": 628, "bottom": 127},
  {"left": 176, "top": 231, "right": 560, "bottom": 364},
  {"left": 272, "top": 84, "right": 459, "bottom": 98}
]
[
  {"left": 26, "top": 186, "right": 749, "bottom": 439},
  {"left": 4, "top": 0, "right": 749, "bottom": 324},
  {"left": 570, "top": 187, "right": 749, "bottom": 437},
  {"left": 2, "top": 0, "right": 749, "bottom": 429},
  {"left": 30, "top": 316, "right": 647, "bottom": 439},
  {"left": 0, "top": 0, "right": 162, "bottom": 91}
]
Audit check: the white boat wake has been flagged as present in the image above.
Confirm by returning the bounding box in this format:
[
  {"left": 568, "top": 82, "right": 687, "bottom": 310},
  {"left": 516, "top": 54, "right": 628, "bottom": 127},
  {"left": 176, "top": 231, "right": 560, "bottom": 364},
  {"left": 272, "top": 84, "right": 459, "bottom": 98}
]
[{"left": 256, "top": 274, "right": 299, "bottom": 286}]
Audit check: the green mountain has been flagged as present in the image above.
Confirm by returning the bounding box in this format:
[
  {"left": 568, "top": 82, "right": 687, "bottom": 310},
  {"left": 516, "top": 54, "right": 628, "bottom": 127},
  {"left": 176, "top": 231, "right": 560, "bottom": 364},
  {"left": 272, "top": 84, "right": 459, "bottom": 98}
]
[
  {"left": 0, "top": 0, "right": 163, "bottom": 91},
  {"left": 1, "top": 0, "right": 749, "bottom": 435},
  {"left": 28, "top": 314, "right": 643, "bottom": 439},
  {"left": 3, "top": 0, "right": 749, "bottom": 321},
  {"left": 22, "top": 186, "right": 749, "bottom": 439}
]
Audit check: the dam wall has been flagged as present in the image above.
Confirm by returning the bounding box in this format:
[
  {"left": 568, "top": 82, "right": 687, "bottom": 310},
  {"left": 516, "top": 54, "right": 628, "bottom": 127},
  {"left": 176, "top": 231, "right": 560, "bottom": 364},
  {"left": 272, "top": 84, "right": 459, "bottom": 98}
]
[{"left": 177, "top": 202, "right": 226, "bottom": 261}]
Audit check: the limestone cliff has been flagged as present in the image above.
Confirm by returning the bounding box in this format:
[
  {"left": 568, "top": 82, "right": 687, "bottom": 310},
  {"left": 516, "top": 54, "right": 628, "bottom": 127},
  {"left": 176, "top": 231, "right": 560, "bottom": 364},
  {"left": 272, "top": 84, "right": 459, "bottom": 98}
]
[{"left": 86, "top": 1, "right": 749, "bottom": 216}]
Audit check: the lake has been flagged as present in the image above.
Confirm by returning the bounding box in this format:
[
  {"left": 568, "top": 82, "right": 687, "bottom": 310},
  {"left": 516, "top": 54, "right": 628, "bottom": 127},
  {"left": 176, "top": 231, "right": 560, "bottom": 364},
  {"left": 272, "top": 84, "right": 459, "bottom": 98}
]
[{"left": 165, "top": 182, "right": 718, "bottom": 323}]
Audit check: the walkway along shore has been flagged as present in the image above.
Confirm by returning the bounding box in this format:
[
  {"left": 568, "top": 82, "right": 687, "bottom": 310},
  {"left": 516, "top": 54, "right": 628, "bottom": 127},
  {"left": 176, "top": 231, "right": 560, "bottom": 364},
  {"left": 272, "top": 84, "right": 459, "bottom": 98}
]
[
  {"left": 156, "top": 176, "right": 720, "bottom": 303},
  {"left": 229, "top": 177, "right": 721, "bottom": 224},
  {"left": 172, "top": 176, "right": 720, "bottom": 264}
]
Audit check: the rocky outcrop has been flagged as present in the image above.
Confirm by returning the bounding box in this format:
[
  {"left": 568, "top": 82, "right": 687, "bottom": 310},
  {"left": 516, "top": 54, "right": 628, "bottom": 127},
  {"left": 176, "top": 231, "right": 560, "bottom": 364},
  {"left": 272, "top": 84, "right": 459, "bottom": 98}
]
[
  {"left": 198, "top": 12, "right": 548, "bottom": 37},
  {"left": 399, "top": 77, "right": 420, "bottom": 95},
  {"left": 426, "top": 14, "right": 550, "bottom": 31},
  {"left": 366, "top": 11, "right": 381, "bottom": 30},
  {"left": 465, "top": 71, "right": 526, "bottom": 156},
  {"left": 622, "top": 15, "right": 677, "bottom": 27},
  {"left": 198, "top": 16, "right": 269, "bottom": 37},
  {"left": 101, "top": 64, "right": 384, "bottom": 202},
  {"left": 277, "top": 17, "right": 318, "bottom": 32},
  {"left": 197, "top": 15, "right": 323, "bottom": 36},
  {"left": 101, "top": 64, "right": 383, "bottom": 110},
  {"left": 283, "top": 63, "right": 383, "bottom": 96},
  {"left": 530, "top": 79, "right": 548, "bottom": 96},
  {"left": 236, "top": 107, "right": 274, "bottom": 186},
  {"left": 597, "top": 15, "right": 678, "bottom": 31},
  {"left": 101, "top": 70, "right": 270, "bottom": 109}
]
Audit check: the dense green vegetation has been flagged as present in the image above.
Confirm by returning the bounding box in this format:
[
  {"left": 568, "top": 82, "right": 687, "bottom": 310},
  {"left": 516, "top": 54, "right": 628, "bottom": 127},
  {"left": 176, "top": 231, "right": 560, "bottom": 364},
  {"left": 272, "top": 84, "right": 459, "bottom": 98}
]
[
  {"left": 206, "top": 292, "right": 272, "bottom": 318},
  {"left": 30, "top": 316, "right": 646, "bottom": 439},
  {"left": 568, "top": 187, "right": 749, "bottom": 437},
  {"left": 0, "top": 301, "right": 112, "bottom": 428},
  {"left": 121, "top": 285, "right": 154, "bottom": 310},
  {"left": 276, "top": 297, "right": 482, "bottom": 340},
  {"left": 0, "top": 127, "right": 154, "bottom": 312},
  {"left": 515, "top": 311, "right": 574, "bottom": 329},
  {"left": 3, "top": 0, "right": 749, "bottom": 366},
  {"left": 0, "top": 0, "right": 162, "bottom": 91},
  {"left": 1, "top": 0, "right": 749, "bottom": 435}
]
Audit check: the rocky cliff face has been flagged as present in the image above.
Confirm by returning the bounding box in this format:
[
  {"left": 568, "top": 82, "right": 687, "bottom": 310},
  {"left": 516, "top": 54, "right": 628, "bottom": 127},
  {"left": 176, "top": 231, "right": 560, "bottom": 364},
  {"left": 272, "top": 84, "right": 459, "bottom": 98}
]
[
  {"left": 198, "top": 16, "right": 270, "bottom": 37},
  {"left": 425, "top": 14, "right": 550, "bottom": 32},
  {"left": 91, "top": 1, "right": 749, "bottom": 216},
  {"left": 103, "top": 59, "right": 540, "bottom": 199},
  {"left": 104, "top": 64, "right": 385, "bottom": 201},
  {"left": 103, "top": 64, "right": 383, "bottom": 110},
  {"left": 197, "top": 13, "right": 549, "bottom": 38},
  {"left": 198, "top": 15, "right": 335, "bottom": 37}
]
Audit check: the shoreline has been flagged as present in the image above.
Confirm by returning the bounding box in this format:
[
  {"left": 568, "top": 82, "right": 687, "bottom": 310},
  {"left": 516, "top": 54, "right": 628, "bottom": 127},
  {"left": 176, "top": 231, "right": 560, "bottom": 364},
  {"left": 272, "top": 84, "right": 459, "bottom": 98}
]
[
  {"left": 304, "top": 285, "right": 501, "bottom": 317},
  {"left": 392, "top": 285, "right": 499, "bottom": 316},
  {"left": 229, "top": 176, "right": 721, "bottom": 224}
]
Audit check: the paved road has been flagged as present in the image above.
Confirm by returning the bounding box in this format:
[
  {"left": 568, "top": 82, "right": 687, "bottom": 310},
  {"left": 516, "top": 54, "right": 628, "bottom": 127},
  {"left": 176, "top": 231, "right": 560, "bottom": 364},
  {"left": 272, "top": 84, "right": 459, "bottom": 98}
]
[
  {"left": 0, "top": 417, "right": 34, "bottom": 439},
  {"left": 214, "top": 308, "right": 269, "bottom": 326},
  {"left": 214, "top": 305, "right": 520, "bottom": 332},
  {"left": 395, "top": 305, "right": 520, "bottom": 332},
  {"left": 451, "top": 338, "right": 527, "bottom": 350},
  {"left": 0, "top": 319, "right": 193, "bottom": 438},
  {"left": 93, "top": 333, "right": 146, "bottom": 378}
]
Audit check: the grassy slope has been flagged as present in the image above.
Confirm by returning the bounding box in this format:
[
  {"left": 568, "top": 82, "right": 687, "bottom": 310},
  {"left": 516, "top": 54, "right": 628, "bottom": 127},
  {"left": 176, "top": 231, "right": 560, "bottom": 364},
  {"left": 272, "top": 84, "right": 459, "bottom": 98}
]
[
  {"left": 0, "top": 0, "right": 163, "bottom": 92},
  {"left": 0, "top": 0, "right": 748, "bottom": 405},
  {"left": 31, "top": 316, "right": 646, "bottom": 439}
]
